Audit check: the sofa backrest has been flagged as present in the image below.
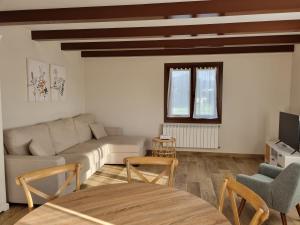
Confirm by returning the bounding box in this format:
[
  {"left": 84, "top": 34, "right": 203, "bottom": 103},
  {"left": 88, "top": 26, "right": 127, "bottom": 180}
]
[
  {"left": 47, "top": 118, "right": 80, "bottom": 154},
  {"left": 4, "top": 123, "right": 55, "bottom": 155},
  {"left": 73, "top": 114, "right": 95, "bottom": 143},
  {"left": 4, "top": 113, "right": 95, "bottom": 156}
]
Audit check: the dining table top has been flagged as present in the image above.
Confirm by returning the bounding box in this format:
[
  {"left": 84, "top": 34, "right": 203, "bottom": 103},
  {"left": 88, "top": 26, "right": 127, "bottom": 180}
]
[{"left": 15, "top": 183, "right": 231, "bottom": 225}]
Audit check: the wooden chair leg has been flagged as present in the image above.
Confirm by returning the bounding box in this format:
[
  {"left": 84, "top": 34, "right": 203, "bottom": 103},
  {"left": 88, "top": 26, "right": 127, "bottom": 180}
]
[
  {"left": 296, "top": 204, "right": 300, "bottom": 217},
  {"left": 238, "top": 198, "right": 246, "bottom": 217},
  {"left": 280, "top": 213, "right": 287, "bottom": 225}
]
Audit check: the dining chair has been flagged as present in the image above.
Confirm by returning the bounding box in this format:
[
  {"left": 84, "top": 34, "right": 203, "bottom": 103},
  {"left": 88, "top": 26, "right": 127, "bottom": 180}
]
[
  {"left": 124, "top": 156, "right": 178, "bottom": 187},
  {"left": 218, "top": 177, "right": 269, "bottom": 225},
  {"left": 16, "top": 163, "right": 81, "bottom": 210}
]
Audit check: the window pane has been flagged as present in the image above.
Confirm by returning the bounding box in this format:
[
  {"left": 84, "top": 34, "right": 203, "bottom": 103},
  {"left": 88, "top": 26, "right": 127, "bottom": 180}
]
[
  {"left": 193, "top": 67, "right": 218, "bottom": 119},
  {"left": 167, "top": 69, "right": 191, "bottom": 117}
]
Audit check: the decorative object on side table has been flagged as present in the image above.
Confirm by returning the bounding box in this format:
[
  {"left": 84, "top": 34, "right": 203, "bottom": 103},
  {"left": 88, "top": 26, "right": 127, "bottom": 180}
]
[{"left": 152, "top": 136, "right": 176, "bottom": 158}]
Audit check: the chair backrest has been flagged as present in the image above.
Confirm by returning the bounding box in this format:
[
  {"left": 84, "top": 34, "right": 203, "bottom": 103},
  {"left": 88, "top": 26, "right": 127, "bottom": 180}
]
[
  {"left": 218, "top": 177, "right": 269, "bottom": 225},
  {"left": 16, "top": 163, "right": 81, "bottom": 210},
  {"left": 272, "top": 162, "right": 300, "bottom": 213},
  {"left": 124, "top": 157, "right": 178, "bottom": 187}
]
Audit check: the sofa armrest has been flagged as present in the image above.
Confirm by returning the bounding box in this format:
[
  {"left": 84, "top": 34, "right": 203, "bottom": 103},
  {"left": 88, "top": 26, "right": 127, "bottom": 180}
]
[
  {"left": 258, "top": 163, "right": 283, "bottom": 179},
  {"left": 5, "top": 155, "right": 66, "bottom": 173},
  {"left": 236, "top": 174, "right": 272, "bottom": 189},
  {"left": 236, "top": 174, "right": 272, "bottom": 204},
  {"left": 104, "top": 127, "right": 123, "bottom": 136},
  {"left": 5, "top": 155, "right": 66, "bottom": 204}
]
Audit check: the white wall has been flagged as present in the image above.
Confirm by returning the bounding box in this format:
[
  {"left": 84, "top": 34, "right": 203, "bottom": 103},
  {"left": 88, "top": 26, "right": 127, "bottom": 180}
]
[
  {"left": 0, "top": 26, "right": 292, "bottom": 155},
  {"left": 0, "top": 27, "right": 85, "bottom": 129},
  {"left": 0, "top": 83, "right": 9, "bottom": 212},
  {"left": 85, "top": 53, "right": 292, "bottom": 154},
  {"left": 290, "top": 45, "right": 300, "bottom": 114}
]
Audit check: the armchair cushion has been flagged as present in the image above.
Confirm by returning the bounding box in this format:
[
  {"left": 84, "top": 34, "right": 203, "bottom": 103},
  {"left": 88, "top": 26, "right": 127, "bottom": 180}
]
[
  {"left": 236, "top": 174, "right": 273, "bottom": 206},
  {"left": 258, "top": 163, "right": 283, "bottom": 179}
]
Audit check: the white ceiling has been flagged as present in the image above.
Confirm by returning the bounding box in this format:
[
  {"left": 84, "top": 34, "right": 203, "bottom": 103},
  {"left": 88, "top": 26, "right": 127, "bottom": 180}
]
[
  {"left": 0, "top": 0, "right": 299, "bottom": 44},
  {"left": 14, "top": 12, "right": 300, "bottom": 31}
]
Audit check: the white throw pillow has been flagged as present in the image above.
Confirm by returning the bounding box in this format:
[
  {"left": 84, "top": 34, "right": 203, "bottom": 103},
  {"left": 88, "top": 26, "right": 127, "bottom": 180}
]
[
  {"left": 29, "top": 139, "right": 54, "bottom": 156},
  {"left": 89, "top": 123, "right": 107, "bottom": 139}
]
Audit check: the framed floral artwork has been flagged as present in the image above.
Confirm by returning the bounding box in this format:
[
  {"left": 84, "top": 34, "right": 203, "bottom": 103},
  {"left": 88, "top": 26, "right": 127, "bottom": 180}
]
[
  {"left": 50, "top": 64, "right": 66, "bottom": 101},
  {"left": 27, "top": 59, "right": 50, "bottom": 102}
]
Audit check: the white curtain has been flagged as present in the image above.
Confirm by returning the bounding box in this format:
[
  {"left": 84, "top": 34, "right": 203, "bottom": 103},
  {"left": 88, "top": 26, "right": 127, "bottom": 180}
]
[
  {"left": 167, "top": 68, "right": 191, "bottom": 117},
  {"left": 193, "top": 67, "right": 218, "bottom": 119}
]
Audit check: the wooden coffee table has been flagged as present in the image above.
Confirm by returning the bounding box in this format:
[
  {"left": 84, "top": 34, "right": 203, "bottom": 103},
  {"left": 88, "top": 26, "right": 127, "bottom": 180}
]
[{"left": 15, "top": 183, "right": 231, "bottom": 225}]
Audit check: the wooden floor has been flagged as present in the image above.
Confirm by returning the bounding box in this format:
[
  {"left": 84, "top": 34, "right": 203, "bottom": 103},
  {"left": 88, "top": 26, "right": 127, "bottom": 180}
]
[{"left": 1, "top": 152, "right": 300, "bottom": 225}]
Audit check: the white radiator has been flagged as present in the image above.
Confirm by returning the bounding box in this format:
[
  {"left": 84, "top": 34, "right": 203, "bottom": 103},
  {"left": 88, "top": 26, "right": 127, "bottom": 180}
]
[{"left": 162, "top": 123, "right": 220, "bottom": 149}]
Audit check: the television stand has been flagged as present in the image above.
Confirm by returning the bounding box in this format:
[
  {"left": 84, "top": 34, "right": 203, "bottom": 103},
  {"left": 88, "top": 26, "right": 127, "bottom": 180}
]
[
  {"left": 265, "top": 140, "right": 300, "bottom": 168},
  {"left": 291, "top": 149, "right": 300, "bottom": 155}
]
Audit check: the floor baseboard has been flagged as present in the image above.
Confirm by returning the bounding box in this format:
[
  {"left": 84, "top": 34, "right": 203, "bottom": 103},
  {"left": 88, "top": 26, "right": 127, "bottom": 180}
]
[{"left": 146, "top": 149, "right": 264, "bottom": 159}]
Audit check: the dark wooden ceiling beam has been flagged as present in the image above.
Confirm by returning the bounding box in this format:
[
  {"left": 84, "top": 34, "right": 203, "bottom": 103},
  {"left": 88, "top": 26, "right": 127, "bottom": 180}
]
[
  {"left": 1, "top": 0, "right": 300, "bottom": 24},
  {"left": 61, "top": 35, "right": 300, "bottom": 50},
  {"left": 81, "top": 45, "right": 294, "bottom": 57},
  {"left": 32, "top": 20, "right": 300, "bottom": 40}
]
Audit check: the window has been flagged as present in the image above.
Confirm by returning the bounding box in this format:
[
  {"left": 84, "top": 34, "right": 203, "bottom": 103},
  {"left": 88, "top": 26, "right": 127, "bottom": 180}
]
[
  {"left": 167, "top": 68, "right": 191, "bottom": 117},
  {"left": 193, "top": 67, "right": 218, "bottom": 119},
  {"left": 164, "top": 62, "right": 223, "bottom": 123}
]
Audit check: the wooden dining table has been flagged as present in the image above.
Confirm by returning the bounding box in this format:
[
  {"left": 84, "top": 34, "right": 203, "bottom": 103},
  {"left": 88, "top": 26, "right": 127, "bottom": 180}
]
[{"left": 15, "top": 183, "right": 231, "bottom": 225}]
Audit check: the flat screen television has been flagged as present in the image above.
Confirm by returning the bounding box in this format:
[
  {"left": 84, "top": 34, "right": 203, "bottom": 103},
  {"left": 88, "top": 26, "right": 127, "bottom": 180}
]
[{"left": 279, "top": 112, "right": 300, "bottom": 154}]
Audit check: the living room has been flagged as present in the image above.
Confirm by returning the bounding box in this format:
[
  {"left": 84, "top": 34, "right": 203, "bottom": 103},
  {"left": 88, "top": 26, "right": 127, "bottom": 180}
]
[{"left": 0, "top": 1, "right": 300, "bottom": 225}]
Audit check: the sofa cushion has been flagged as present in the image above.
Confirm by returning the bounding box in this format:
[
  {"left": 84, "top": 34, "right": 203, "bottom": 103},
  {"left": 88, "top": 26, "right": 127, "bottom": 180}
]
[
  {"left": 104, "top": 127, "right": 123, "bottom": 136},
  {"left": 47, "top": 118, "right": 80, "bottom": 154},
  {"left": 90, "top": 123, "right": 107, "bottom": 140},
  {"left": 60, "top": 139, "right": 108, "bottom": 168},
  {"left": 60, "top": 153, "right": 91, "bottom": 172},
  {"left": 99, "top": 136, "right": 146, "bottom": 153},
  {"left": 73, "top": 114, "right": 95, "bottom": 143},
  {"left": 4, "top": 124, "right": 55, "bottom": 155},
  {"left": 29, "top": 139, "right": 55, "bottom": 156},
  {"left": 59, "top": 140, "right": 107, "bottom": 180},
  {"left": 61, "top": 139, "right": 102, "bottom": 154}
]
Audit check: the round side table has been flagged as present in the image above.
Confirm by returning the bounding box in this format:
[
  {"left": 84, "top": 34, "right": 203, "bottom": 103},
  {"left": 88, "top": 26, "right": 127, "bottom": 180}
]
[{"left": 152, "top": 137, "right": 176, "bottom": 158}]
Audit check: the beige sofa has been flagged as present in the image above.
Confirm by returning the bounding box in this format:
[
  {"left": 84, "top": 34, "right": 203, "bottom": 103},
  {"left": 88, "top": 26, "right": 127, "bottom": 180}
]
[{"left": 3, "top": 113, "right": 146, "bottom": 204}]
